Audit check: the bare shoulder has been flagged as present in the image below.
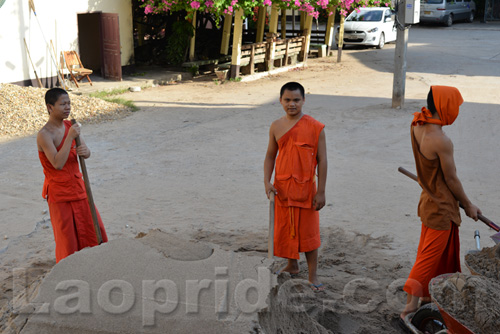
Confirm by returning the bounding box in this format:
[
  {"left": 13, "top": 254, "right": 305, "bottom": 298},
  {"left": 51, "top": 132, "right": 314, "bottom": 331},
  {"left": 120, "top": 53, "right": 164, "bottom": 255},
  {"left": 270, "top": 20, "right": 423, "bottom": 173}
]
[
  {"left": 432, "top": 130, "right": 453, "bottom": 154},
  {"left": 37, "top": 124, "right": 55, "bottom": 151}
]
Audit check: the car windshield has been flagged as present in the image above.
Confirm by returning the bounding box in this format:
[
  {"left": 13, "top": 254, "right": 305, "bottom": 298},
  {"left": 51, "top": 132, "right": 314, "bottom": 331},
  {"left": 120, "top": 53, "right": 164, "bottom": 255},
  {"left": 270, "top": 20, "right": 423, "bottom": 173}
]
[{"left": 347, "top": 10, "right": 383, "bottom": 22}]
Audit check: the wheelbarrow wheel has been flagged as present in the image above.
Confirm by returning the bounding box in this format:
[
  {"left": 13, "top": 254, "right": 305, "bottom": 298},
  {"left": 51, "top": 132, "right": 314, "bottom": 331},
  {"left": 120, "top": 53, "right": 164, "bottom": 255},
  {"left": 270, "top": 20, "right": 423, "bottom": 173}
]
[{"left": 411, "top": 303, "right": 447, "bottom": 333}]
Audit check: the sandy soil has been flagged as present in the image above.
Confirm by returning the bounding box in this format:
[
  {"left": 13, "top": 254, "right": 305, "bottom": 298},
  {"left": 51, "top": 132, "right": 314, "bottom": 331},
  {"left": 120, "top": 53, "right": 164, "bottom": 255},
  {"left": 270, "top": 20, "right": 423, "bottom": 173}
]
[{"left": 2, "top": 25, "right": 500, "bottom": 333}]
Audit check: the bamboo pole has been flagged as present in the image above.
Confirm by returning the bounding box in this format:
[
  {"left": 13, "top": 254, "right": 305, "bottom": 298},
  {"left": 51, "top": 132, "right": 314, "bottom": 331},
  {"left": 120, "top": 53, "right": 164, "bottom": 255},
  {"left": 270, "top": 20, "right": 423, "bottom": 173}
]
[
  {"left": 269, "top": 4, "right": 279, "bottom": 34},
  {"left": 256, "top": 6, "right": 266, "bottom": 42},
  {"left": 304, "top": 14, "right": 313, "bottom": 55},
  {"left": 189, "top": 11, "right": 197, "bottom": 61},
  {"left": 337, "top": 15, "right": 345, "bottom": 62},
  {"left": 220, "top": 13, "right": 233, "bottom": 55},
  {"left": 230, "top": 8, "right": 244, "bottom": 79},
  {"left": 324, "top": 6, "right": 337, "bottom": 54},
  {"left": 281, "top": 9, "right": 287, "bottom": 39}
]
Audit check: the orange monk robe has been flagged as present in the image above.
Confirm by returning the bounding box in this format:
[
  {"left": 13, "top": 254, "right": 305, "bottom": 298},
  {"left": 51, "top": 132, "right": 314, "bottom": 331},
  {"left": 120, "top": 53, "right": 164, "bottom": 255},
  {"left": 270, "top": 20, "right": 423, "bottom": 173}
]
[
  {"left": 404, "top": 222, "right": 461, "bottom": 297},
  {"left": 273, "top": 115, "right": 324, "bottom": 260},
  {"left": 404, "top": 86, "right": 464, "bottom": 297},
  {"left": 39, "top": 120, "right": 108, "bottom": 263}
]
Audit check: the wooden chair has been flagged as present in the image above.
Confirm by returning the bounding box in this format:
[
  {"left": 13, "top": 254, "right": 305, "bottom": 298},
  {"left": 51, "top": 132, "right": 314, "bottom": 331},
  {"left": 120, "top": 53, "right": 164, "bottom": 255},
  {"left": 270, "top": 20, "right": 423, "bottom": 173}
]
[{"left": 62, "top": 51, "right": 93, "bottom": 87}]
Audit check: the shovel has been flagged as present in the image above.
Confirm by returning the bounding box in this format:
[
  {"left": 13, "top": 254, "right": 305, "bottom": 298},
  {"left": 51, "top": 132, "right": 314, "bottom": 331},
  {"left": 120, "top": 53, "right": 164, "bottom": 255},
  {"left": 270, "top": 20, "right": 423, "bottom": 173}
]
[
  {"left": 71, "top": 119, "right": 103, "bottom": 244},
  {"left": 398, "top": 167, "right": 500, "bottom": 244},
  {"left": 268, "top": 192, "right": 275, "bottom": 259}
]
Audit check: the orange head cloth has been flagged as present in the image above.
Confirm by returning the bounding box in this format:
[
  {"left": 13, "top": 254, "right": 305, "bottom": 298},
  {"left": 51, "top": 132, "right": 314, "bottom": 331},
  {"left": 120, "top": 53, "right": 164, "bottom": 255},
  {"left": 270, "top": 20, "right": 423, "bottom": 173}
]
[{"left": 412, "top": 86, "right": 464, "bottom": 126}]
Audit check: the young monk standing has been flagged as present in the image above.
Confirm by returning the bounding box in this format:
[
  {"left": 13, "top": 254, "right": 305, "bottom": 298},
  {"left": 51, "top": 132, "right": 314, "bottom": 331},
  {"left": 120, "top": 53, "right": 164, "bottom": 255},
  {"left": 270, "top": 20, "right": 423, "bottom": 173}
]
[
  {"left": 264, "top": 82, "right": 327, "bottom": 291},
  {"left": 400, "top": 86, "right": 481, "bottom": 322},
  {"left": 37, "top": 88, "right": 107, "bottom": 263}
]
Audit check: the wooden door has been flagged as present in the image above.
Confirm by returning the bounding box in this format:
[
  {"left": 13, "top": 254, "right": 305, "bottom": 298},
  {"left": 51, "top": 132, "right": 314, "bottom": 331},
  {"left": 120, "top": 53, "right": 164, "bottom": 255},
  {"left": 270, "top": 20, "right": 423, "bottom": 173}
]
[{"left": 100, "top": 13, "right": 122, "bottom": 81}]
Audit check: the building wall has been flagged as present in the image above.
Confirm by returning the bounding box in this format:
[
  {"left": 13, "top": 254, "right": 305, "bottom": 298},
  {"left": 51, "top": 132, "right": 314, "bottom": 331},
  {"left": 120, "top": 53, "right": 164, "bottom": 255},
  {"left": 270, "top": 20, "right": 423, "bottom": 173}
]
[{"left": 0, "top": 0, "right": 133, "bottom": 85}]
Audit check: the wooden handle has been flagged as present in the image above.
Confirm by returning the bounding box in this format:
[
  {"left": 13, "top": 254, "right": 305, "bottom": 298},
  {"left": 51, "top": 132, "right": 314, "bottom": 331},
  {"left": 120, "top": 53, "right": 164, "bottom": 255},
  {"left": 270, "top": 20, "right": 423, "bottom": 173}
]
[
  {"left": 268, "top": 192, "right": 275, "bottom": 259},
  {"left": 398, "top": 167, "right": 500, "bottom": 232},
  {"left": 71, "top": 120, "right": 103, "bottom": 244}
]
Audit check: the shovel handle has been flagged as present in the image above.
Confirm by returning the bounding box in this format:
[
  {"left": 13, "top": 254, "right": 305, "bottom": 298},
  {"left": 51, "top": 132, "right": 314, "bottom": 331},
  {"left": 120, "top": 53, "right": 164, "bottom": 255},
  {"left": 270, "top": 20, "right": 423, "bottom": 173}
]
[
  {"left": 71, "top": 119, "right": 103, "bottom": 244},
  {"left": 398, "top": 167, "right": 500, "bottom": 232},
  {"left": 268, "top": 192, "right": 275, "bottom": 259}
]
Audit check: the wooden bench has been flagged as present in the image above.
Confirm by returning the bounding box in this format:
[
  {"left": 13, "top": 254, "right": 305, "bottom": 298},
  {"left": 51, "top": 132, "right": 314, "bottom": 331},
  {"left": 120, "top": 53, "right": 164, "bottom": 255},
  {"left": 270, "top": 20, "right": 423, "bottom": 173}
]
[
  {"left": 274, "top": 36, "right": 307, "bottom": 67},
  {"left": 238, "top": 34, "right": 306, "bottom": 75},
  {"left": 240, "top": 42, "right": 267, "bottom": 74},
  {"left": 182, "top": 55, "right": 231, "bottom": 73}
]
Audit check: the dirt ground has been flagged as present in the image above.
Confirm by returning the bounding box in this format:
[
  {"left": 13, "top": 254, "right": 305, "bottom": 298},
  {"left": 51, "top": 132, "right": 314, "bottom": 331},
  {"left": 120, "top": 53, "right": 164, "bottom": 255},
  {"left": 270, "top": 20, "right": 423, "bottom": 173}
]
[{"left": 2, "top": 24, "right": 500, "bottom": 333}]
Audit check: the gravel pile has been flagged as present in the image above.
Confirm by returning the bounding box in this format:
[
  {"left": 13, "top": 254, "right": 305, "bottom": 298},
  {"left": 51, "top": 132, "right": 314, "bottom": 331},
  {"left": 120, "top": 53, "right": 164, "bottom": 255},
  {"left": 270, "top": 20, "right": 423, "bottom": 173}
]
[{"left": 0, "top": 84, "right": 133, "bottom": 138}]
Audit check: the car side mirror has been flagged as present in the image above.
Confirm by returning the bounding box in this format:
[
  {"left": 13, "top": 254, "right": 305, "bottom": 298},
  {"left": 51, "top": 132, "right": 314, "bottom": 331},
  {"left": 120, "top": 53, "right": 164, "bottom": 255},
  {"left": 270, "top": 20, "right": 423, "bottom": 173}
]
[{"left": 385, "top": 17, "right": 392, "bottom": 22}]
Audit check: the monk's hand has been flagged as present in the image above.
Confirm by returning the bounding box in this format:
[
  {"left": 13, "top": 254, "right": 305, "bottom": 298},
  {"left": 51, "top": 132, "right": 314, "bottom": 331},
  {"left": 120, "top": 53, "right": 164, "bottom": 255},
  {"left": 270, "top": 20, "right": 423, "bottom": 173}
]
[
  {"left": 68, "top": 123, "right": 81, "bottom": 139},
  {"left": 464, "top": 203, "right": 481, "bottom": 221},
  {"left": 76, "top": 143, "right": 90, "bottom": 158},
  {"left": 264, "top": 182, "right": 277, "bottom": 200},
  {"left": 313, "top": 192, "right": 326, "bottom": 211}
]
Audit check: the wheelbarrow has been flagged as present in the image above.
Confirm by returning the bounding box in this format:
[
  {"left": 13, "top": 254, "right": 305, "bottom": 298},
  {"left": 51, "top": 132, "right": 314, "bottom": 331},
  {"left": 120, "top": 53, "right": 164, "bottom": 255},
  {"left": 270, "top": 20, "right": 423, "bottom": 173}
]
[{"left": 402, "top": 231, "right": 488, "bottom": 334}]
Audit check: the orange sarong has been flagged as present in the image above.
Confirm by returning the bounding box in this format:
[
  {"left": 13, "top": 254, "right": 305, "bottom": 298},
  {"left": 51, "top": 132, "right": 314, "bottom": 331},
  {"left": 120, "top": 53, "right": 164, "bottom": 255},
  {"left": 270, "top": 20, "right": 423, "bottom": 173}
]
[
  {"left": 39, "top": 120, "right": 107, "bottom": 263},
  {"left": 403, "top": 222, "right": 461, "bottom": 297},
  {"left": 273, "top": 115, "right": 324, "bottom": 259}
]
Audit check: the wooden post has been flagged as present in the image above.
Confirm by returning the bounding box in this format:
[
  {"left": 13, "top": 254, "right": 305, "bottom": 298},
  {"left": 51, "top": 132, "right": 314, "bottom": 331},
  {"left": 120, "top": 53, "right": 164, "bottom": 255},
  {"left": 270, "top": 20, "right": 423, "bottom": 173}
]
[
  {"left": 250, "top": 45, "right": 255, "bottom": 74},
  {"left": 220, "top": 13, "right": 232, "bottom": 55},
  {"left": 300, "top": 11, "right": 305, "bottom": 31},
  {"left": 337, "top": 15, "right": 345, "bottom": 63},
  {"left": 189, "top": 11, "right": 197, "bottom": 61},
  {"left": 256, "top": 6, "right": 266, "bottom": 42},
  {"left": 269, "top": 4, "right": 279, "bottom": 34},
  {"left": 281, "top": 9, "right": 287, "bottom": 39},
  {"left": 283, "top": 39, "right": 289, "bottom": 66},
  {"left": 324, "top": 6, "right": 337, "bottom": 54},
  {"left": 304, "top": 14, "right": 313, "bottom": 55},
  {"left": 231, "top": 8, "right": 244, "bottom": 79},
  {"left": 265, "top": 32, "right": 278, "bottom": 71},
  {"left": 392, "top": 0, "right": 408, "bottom": 108}
]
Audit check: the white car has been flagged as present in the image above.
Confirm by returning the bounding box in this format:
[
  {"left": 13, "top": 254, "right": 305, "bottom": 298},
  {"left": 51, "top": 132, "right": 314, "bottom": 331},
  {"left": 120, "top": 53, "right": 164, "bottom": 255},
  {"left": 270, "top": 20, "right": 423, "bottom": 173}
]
[{"left": 335, "top": 7, "right": 397, "bottom": 49}]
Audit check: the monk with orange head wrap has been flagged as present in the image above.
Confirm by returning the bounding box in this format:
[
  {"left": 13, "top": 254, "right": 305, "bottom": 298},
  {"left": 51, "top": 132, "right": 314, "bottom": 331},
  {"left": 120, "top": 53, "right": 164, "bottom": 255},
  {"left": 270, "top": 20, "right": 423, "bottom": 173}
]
[
  {"left": 264, "top": 82, "right": 328, "bottom": 292},
  {"left": 400, "top": 86, "right": 481, "bottom": 322}
]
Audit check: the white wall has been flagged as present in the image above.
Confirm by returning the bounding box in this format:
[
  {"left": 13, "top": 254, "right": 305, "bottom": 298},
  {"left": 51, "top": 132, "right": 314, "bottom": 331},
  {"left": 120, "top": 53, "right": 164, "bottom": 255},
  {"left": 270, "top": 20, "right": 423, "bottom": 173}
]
[{"left": 0, "top": 0, "right": 134, "bottom": 84}]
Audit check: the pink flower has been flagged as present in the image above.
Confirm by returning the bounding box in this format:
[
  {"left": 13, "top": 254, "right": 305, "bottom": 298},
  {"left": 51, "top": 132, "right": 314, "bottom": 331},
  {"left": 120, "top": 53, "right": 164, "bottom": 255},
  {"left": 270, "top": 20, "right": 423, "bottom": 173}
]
[
  {"left": 263, "top": 0, "right": 272, "bottom": 5},
  {"left": 144, "top": 4, "right": 154, "bottom": 14},
  {"left": 294, "top": 0, "right": 300, "bottom": 6},
  {"left": 190, "top": 1, "right": 200, "bottom": 9},
  {"left": 205, "top": 0, "right": 214, "bottom": 7}
]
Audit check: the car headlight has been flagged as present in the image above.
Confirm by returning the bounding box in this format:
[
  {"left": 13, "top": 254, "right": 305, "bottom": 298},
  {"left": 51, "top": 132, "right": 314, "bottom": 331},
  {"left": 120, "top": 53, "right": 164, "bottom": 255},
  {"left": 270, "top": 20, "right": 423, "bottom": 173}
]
[{"left": 367, "top": 27, "right": 378, "bottom": 33}]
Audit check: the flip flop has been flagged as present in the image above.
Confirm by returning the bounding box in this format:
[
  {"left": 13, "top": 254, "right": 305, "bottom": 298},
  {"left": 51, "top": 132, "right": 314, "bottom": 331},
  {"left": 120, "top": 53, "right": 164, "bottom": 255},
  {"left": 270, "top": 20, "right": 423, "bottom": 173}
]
[
  {"left": 274, "top": 268, "right": 299, "bottom": 278},
  {"left": 310, "top": 283, "right": 325, "bottom": 292}
]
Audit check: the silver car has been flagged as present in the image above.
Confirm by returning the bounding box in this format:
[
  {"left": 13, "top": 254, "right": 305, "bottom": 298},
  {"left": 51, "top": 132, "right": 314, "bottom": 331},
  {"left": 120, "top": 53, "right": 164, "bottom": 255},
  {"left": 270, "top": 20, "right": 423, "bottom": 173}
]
[
  {"left": 420, "top": 0, "right": 476, "bottom": 26},
  {"left": 335, "top": 7, "right": 397, "bottom": 49}
]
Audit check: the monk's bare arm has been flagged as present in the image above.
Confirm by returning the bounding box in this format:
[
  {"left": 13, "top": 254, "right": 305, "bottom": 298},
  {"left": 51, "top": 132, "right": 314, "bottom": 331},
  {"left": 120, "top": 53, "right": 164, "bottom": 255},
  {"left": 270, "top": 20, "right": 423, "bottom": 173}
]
[
  {"left": 37, "top": 126, "right": 78, "bottom": 170},
  {"left": 264, "top": 122, "right": 278, "bottom": 198},
  {"left": 437, "top": 137, "right": 481, "bottom": 220},
  {"left": 313, "top": 129, "right": 327, "bottom": 211}
]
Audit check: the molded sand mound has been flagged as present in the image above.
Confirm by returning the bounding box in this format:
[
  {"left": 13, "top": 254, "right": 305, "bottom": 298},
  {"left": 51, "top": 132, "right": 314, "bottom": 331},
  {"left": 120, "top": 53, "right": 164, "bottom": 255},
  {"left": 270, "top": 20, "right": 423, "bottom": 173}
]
[
  {"left": 465, "top": 243, "right": 500, "bottom": 280},
  {"left": 430, "top": 273, "right": 500, "bottom": 334}
]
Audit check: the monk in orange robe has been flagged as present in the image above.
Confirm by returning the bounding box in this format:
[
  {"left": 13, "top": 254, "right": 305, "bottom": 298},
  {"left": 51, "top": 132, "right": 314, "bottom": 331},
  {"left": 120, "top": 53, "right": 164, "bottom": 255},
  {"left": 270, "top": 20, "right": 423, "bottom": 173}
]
[
  {"left": 37, "top": 88, "right": 107, "bottom": 263},
  {"left": 264, "top": 82, "right": 327, "bottom": 291},
  {"left": 400, "top": 86, "right": 481, "bottom": 321}
]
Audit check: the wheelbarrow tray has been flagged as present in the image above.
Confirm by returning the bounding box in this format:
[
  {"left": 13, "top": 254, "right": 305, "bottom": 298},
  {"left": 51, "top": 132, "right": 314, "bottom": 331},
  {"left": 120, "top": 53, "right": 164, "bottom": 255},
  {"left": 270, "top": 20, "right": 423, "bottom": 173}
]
[{"left": 429, "top": 274, "right": 476, "bottom": 334}]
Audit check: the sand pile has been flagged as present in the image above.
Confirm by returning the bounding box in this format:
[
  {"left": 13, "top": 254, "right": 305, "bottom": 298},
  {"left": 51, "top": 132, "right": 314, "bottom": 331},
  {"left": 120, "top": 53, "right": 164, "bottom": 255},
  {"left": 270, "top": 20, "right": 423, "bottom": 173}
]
[
  {"left": 465, "top": 243, "right": 500, "bottom": 280},
  {"left": 430, "top": 273, "right": 500, "bottom": 334},
  {"left": 0, "top": 83, "right": 132, "bottom": 138}
]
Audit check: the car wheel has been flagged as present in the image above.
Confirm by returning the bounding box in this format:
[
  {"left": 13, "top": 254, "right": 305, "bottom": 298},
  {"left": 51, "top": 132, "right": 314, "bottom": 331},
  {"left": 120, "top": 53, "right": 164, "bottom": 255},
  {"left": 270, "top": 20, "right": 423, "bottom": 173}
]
[
  {"left": 377, "top": 33, "right": 385, "bottom": 49},
  {"left": 445, "top": 14, "right": 453, "bottom": 27},
  {"left": 467, "top": 11, "right": 474, "bottom": 23}
]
